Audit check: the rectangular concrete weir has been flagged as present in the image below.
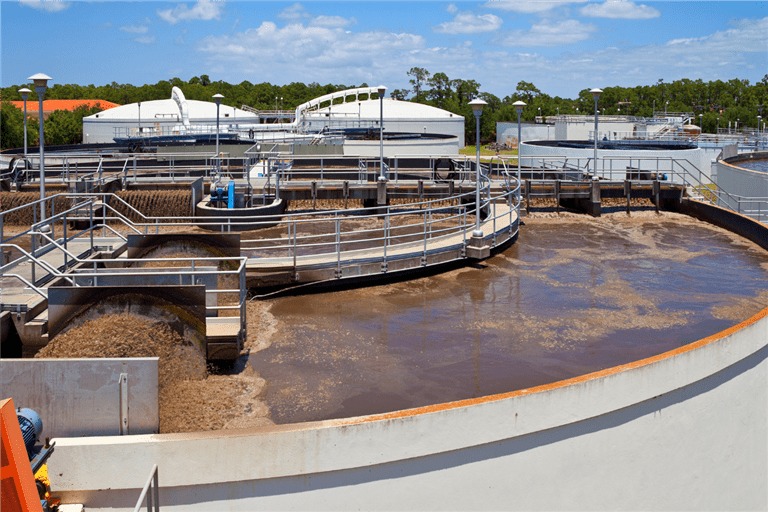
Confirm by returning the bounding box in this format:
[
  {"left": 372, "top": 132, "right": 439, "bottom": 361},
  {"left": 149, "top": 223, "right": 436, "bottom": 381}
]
[{"left": 0, "top": 358, "right": 159, "bottom": 437}]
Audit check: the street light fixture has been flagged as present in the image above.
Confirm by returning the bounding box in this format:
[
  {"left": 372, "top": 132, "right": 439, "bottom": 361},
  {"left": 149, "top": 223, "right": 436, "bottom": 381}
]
[
  {"left": 590, "top": 88, "right": 602, "bottom": 177},
  {"left": 699, "top": 113, "right": 703, "bottom": 133},
  {"left": 468, "top": 98, "right": 487, "bottom": 238},
  {"left": 213, "top": 93, "right": 224, "bottom": 159},
  {"left": 29, "top": 73, "right": 50, "bottom": 221},
  {"left": 513, "top": 101, "right": 526, "bottom": 205},
  {"left": 137, "top": 101, "right": 141, "bottom": 138},
  {"left": 377, "top": 86, "right": 387, "bottom": 182},
  {"left": 18, "top": 87, "right": 31, "bottom": 159}
]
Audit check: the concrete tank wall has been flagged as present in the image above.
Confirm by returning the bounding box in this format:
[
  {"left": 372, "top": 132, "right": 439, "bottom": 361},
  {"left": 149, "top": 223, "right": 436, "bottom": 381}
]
[
  {"left": 48, "top": 302, "right": 768, "bottom": 510},
  {"left": 717, "top": 153, "right": 768, "bottom": 217},
  {"left": 343, "top": 137, "right": 459, "bottom": 157},
  {"left": 0, "top": 358, "right": 159, "bottom": 438},
  {"left": 519, "top": 141, "right": 709, "bottom": 183}
]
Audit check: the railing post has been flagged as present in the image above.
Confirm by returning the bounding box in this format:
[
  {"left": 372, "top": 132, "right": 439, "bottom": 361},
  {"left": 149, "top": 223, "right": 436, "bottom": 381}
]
[
  {"left": 335, "top": 214, "right": 341, "bottom": 279},
  {"left": 90, "top": 205, "right": 94, "bottom": 250},
  {"left": 30, "top": 231, "right": 36, "bottom": 285},
  {"left": 382, "top": 210, "right": 388, "bottom": 273},
  {"left": 292, "top": 221, "right": 297, "bottom": 272}
]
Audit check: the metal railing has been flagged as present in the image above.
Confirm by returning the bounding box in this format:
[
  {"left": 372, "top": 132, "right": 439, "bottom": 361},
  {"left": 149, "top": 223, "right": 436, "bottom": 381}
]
[
  {"left": 257, "top": 154, "right": 483, "bottom": 186},
  {"left": 133, "top": 464, "right": 159, "bottom": 512},
  {"left": 1, "top": 194, "right": 248, "bottom": 335}
]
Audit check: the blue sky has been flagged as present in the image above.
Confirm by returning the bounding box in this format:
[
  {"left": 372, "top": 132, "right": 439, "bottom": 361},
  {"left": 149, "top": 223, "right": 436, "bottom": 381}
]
[{"left": 2, "top": 0, "right": 766, "bottom": 99}]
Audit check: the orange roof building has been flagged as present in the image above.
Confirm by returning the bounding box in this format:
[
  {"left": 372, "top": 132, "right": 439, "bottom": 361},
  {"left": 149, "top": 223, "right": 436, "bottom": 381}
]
[{"left": 6, "top": 99, "right": 120, "bottom": 120}]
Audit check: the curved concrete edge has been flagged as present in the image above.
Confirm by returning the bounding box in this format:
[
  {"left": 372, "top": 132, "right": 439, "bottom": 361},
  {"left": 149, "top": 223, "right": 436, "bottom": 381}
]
[
  {"left": 194, "top": 197, "right": 287, "bottom": 231},
  {"left": 661, "top": 196, "right": 768, "bottom": 252},
  {"left": 48, "top": 305, "right": 767, "bottom": 491}
]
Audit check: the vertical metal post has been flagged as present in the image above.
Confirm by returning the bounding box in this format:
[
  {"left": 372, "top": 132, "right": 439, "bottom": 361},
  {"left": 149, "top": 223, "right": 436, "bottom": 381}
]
[
  {"left": 513, "top": 101, "right": 526, "bottom": 210},
  {"left": 517, "top": 110, "right": 522, "bottom": 200},
  {"left": 335, "top": 215, "right": 341, "bottom": 278},
  {"left": 119, "top": 373, "right": 129, "bottom": 435},
  {"left": 592, "top": 90, "right": 601, "bottom": 177},
  {"left": 19, "top": 89, "right": 30, "bottom": 159},
  {"left": 292, "top": 221, "right": 297, "bottom": 270},
  {"left": 37, "top": 89, "right": 46, "bottom": 221}
]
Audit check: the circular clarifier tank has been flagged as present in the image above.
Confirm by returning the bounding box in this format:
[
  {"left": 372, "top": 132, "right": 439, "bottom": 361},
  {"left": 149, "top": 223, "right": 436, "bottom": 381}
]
[{"left": 248, "top": 211, "right": 768, "bottom": 424}]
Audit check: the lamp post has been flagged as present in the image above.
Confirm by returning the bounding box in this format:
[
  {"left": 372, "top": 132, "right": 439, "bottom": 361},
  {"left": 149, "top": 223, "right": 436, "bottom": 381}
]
[
  {"left": 29, "top": 73, "right": 50, "bottom": 221},
  {"left": 377, "top": 86, "right": 387, "bottom": 181},
  {"left": 213, "top": 93, "right": 224, "bottom": 160},
  {"left": 699, "top": 113, "right": 703, "bottom": 133},
  {"left": 758, "top": 116, "right": 762, "bottom": 137},
  {"left": 468, "top": 98, "right": 487, "bottom": 238},
  {"left": 19, "top": 87, "right": 31, "bottom": 159},
  {"left": 653, "top": 99, "right": 655, "bottom": 117},
  {"left": 590, "top": 88, "right": 602, "bottom": 177},
  {"left": 717, "top": 117, "right": 720, "bottom": 134},
  {"left": 137, "top": 101, "right": 141, "bottom": 137},
  {"left": 513, "top": 100, "right": 526, "bottom": 205},
  {"left": 665, "top": 101, "right": 668, "bottom": 116}
]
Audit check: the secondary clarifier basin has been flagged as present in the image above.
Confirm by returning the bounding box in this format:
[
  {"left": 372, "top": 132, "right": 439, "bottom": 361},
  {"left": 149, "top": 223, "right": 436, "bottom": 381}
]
[
  {"left": 249, "top": 210, "right": 768, "bottom": 423},
  {"left": 6, "top": 192, "right": 768, "bottom": 509}
]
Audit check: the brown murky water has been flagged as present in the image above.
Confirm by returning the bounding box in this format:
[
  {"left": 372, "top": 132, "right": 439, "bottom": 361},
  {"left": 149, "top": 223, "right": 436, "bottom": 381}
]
[{"left": 248, "top": 211, "right": 768, "bottom": 424}]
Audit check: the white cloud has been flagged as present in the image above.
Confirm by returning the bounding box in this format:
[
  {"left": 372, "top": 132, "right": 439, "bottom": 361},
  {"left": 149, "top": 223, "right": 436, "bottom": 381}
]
[
  {"left": 434, "top": 12, "right": 503, "bottom": 34},
  {"left": 580, "top": 1, "right": 660, "bottom": 20},
  {"left": 493, "top": 19, "right": 597, "bottom": 47},
  {"left": 278, "top": 3, "right": 310, "bottom": 20},
  {"left": 119, "top": 25, "right": 149, "bottom": 34},
  {"left": 479, "top": 17, "right": 768, "bottom": 98},
  {"left": 157, "top": 0, "right": 222, "bottom": 25},
  {"left": 196, "top": 22, "right": 480, "bottom": 87},
  {"left": 483, "top": 1, "right": 586, "bottom": 14},
  {"left": 310, "top": 15, "right": 356, "bottom": 28},
  {"left": 19, "top": 0, "right": 70, "bottom": 12},
  {"left": 446, "top": 3, "right": 458, "bottom": 14},
  {"left": 134, "top": 36, "right": 156, "bottom": 45}
]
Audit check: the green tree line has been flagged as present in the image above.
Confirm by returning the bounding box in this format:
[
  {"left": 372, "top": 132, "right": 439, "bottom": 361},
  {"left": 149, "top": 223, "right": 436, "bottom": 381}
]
[
  {"left": 2, "top": 73, "right": 767, "bottom": 150},
  {"left": 394, "top": 69, "right": 768, "bottom": 142}
]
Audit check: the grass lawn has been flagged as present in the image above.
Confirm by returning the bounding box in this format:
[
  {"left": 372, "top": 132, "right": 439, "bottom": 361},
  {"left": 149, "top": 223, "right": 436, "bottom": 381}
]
[{"left": 460, "top": 146, "right": 518, "bottom": 161}]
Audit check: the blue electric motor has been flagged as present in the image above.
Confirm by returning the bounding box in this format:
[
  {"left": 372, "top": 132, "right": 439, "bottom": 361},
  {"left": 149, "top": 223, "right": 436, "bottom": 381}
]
[{"left": 17, "top": 407, "right": 43, "bottom": 454}]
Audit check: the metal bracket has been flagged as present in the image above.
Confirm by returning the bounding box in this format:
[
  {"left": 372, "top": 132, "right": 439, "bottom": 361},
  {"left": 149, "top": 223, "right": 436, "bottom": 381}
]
[{"left": 119, "top": 372, "right": 129, "bottom": 435}]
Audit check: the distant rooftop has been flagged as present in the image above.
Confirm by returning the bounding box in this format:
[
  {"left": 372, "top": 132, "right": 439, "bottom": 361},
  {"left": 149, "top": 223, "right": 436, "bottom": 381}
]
[{"left": 7, "top": 99, "right": 120, "bottom": 117}]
